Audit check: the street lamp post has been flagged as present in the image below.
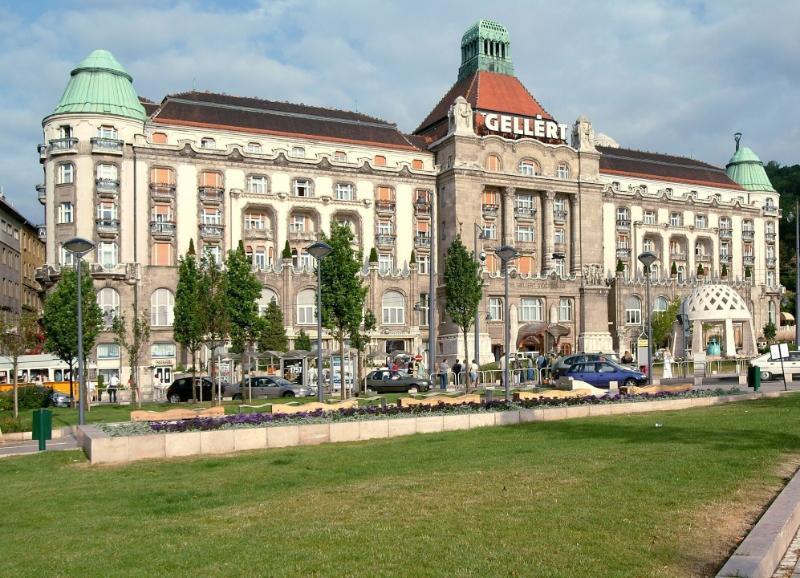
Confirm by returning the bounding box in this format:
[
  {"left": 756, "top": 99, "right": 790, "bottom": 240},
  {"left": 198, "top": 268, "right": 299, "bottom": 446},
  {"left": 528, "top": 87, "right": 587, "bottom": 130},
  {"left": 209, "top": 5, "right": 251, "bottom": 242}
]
[
  {"left": 496, "top": 245, "right": 518, "bottom": 401},
  {"left": 63, "top": 237, "right": 95, "bottom": 425},
  {"left": 638, "top": 251, "right": 658, "bottom": 385},
  {"left": 307, "top": 241, "right": 332, "bottom": 402},
  {"left": 473, "top": 224, "right": 485, "bottom": 377}
]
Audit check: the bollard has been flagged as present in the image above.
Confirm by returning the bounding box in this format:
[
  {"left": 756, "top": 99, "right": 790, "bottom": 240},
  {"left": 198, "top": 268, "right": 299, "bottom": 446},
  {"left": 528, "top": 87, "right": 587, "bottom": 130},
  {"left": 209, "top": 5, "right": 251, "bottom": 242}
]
[{"left": 31, "top": 408, "right": 52, "bottom": 451}]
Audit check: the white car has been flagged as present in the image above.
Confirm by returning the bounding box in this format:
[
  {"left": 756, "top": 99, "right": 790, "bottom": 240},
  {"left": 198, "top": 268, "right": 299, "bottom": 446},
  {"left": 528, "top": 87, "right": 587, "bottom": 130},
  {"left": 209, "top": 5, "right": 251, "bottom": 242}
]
[{"left": 749, "top": 351, "right": 800, "bottom": 380}]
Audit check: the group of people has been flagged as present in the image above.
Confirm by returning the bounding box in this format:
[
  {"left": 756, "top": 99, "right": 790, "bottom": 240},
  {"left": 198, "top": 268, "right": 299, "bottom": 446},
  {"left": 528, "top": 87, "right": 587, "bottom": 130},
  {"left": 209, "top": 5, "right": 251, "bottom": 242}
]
[{"left": 435, "top": 359, "right": 480, "bottom": 389}]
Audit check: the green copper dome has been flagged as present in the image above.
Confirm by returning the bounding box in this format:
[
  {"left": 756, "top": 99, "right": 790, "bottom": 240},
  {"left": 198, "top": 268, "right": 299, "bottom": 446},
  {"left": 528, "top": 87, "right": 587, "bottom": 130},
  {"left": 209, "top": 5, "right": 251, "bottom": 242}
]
[
  {"left": 51, "top": 49, "right": 146, "bottom": 121},
  {"left": 725, "top": 144, "right": 775, "bottom": 192},
  {"left": 458, "top": 19, "right": 515, "bottom": 80}
]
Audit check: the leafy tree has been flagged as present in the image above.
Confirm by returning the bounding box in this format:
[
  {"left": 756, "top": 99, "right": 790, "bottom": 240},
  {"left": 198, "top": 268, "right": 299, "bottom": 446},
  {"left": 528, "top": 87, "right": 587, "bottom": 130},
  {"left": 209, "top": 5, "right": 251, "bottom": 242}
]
[
  {"left": 281, "top": 240, "right": 292, "bottom": 260},
  {"left": 42, "top": 262, "right": 102, "bottom": 407},
  {"left": 651, "top": 298, "right": 681, "bottom": 349},
  {"left": 444, "top": 236, "right": 483, "bottom": 390},
  {"left": 0, "top": 313, "right": 41, "bottom": 417},
  {"left": 320, "top": 222, "right": 368, "bottom": 399},
  {"left": 174, "top": 240, "right": 203, "bottom": 402},
  {"left": 199, "top": 249, "right": 229, "bottom": 404},
  {"left": 295, "top": 329, "right": 312, "bottom": 351},
  {"left": 763, "top": 321, "right": 777, "bottom": 344},
  {"left": 368, "top": 247, "right": 378, "bottom": 263},
  {"left": 350, "top": 309, "right": 376, "bottom": 395},
  {"left": 111, "top": 306, "right": 150, "bottom": 408},
  {"left": 259, "top": 300, "right": 288, "bottom": 352},
  {"left": 225, "top": 241, "right": 262, "bottom": 399},
  {"left": 670, "top": 262, "right": 678, "bottom": 276}
]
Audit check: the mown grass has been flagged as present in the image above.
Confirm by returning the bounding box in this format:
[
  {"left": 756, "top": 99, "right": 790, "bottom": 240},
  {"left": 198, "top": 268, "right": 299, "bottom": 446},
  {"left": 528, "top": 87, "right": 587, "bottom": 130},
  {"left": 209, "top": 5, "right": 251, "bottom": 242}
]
[{"left": 3, "top": 395, "right": 798, "bottom": 577}]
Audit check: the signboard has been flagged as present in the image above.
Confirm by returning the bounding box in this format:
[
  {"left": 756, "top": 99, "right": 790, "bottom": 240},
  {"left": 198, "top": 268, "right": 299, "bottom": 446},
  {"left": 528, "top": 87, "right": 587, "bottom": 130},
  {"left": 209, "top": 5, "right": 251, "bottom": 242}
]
[
  {"left": 637, "top": 338, "right": 649, "bottom": 348},
  {"left": 331, "top": 355, "right": 354, "bottom": 390},
  {"left": 481, "top": 112, "right": 569, "bottom": 141},
  {"left": 770, "top": 343, "right": 790, "bottom": 360}
]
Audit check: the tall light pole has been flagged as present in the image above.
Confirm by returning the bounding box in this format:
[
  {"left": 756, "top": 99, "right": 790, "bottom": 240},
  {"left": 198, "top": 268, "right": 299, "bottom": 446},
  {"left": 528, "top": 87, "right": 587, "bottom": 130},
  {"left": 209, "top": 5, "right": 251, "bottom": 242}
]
[
  {"left": 473, "top": 223, "right": 485, "bottom": 372},
  {"left": 428, "top": 189, "right": 437, "bottom": 381},
  {"left": 63, "top": 237, "right": 95, "bottom": 425},
  {"left": 307, "top": 241, "right": 332, "bottom": 402},
  {"left": 496, "top": 245, "right": 518, "bottom": 401},
  {"left": 638, "top": 251, "right": 658, "bottom": 384}
]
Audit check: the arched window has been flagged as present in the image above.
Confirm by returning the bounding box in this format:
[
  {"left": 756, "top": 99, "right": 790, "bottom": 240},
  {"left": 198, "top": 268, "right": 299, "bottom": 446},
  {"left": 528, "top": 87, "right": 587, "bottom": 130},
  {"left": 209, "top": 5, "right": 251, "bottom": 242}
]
[
  {"left": 518, "top": 159, "right": 538, "bottom": 176},
  {"left": 150, "top": 288, "right": 174, "bottom": 327},
  {"left": 768, "top": 301, "right": 777, "bottom": 325},
  {"left": 97, "top": 287, "right": 120, "bottom": 328},
  {"left": 382, "top": 291, "right": 405, "bottom": 325},
  {"left": 653, "top": 296, "right": 669, "bottom": 312},
  {"left": 258, "top": 288, "right": 278, "bottom": 316},
  {"left": 625, "top": 296, "right": 642, "bottom": 325},
  {"left": 650, "top": 263, "right": 660, "bottom": 280},
  {"left": 557, "top": 162, "right": 570, "bottom": 179},
  {"left": 296, "top": 289, "right": 316, "bottom": 325},
  {"left": 485, "top": 154, "right": 501, "bottom": 172}
]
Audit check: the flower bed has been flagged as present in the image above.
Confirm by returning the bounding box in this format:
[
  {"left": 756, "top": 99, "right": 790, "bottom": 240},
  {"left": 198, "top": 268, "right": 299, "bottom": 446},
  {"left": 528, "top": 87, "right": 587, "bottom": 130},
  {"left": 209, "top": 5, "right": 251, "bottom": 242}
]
[{"left": 98, "top": 388, "right": 741, "bottom": 438}]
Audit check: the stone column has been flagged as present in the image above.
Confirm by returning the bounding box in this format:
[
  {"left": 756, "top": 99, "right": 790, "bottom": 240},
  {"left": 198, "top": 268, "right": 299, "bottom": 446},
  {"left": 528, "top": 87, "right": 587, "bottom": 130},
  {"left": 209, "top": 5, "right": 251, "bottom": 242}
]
[
  {"left": 502, "top": 186, "right": 515, "bottom": 246},
  {"left": 541, "top": 190, "right": 555, "bottom": 274},
  {"left": 569, "top": 194, "right": 580, "bottom": 274}
]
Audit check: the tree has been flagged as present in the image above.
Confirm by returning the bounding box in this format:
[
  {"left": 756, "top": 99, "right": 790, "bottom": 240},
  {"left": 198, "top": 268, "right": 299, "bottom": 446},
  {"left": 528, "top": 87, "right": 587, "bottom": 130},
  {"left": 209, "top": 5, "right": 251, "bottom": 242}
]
[
  {"left": 368, "top": 247, "right": 378, "bottom": 264},
  {"left": 616, "top": 259, "right": 624, "bottom": 273},
  {"left": 670, "top": 261, "right": 678, "bottom": 276},
  {"left": 410, "top": 250, "right": 417, "bottom": 264},
  {"left": 350, "top": 309, "right": 376, "bottom": 395},
  {"left": 42, "top": 262, "right": 102, "bottom": 407},
  {"left": 697, "top": 263, "right": 705, "bottom": 276},
  {"left": 111, "top": 307, "right": 150, "bottom": 408},
  {"left": 259, "top": 300, "right": 288, "bottom": 352},
  {"left": 745, "top": 266, "right": 752, "bottom": 279},
  {"left": 444, "top": 236, "right": 483, "bottom": 390},
  {"left": 0, "top": 313, "right": 40, "bottom": 417},
  {"left": 320, "top": 222, "right": 368, "bottom": 399},
  {"left": 174, "top": 240, "right": 203, "bottom": 402},
  {"left": 651, "top": 298, "right": 681, "bottom": 349},
  {"left": 721, "top": 263, "right": 728, "bottom": 277},
  {"left": 295, "top": 329, "right": 312, "bottom": 351},
  {"left": 226, "top": 241, "right": 262, "bottom": 402},
  {"left": 198, "top": 249, "right": 229, "bottom": 404},
  {"left": 281, "top": 240, "right": 292, "bottom": 260},
  {"left": 763, "top": 321, "right": 777, "bottom": 344}
]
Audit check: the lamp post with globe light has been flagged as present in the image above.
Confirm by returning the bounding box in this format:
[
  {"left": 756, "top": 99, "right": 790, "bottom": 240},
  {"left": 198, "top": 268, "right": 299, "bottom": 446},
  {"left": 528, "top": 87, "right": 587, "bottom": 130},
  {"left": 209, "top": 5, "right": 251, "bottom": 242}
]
[
  {"left": 637, "top": 250, "right": 658, "bottom": 384},
  {"left": 496, "top": 245, "right": 518, "bottom": 400},
  {"left": 473, "top": 223, "right": 486, "bottom": 373},
  {"left": 63, "top": 237, "right": 95, "bottom": 425},
  {"left": 306, "top": 241, "right": 332, "bottom": 402}
]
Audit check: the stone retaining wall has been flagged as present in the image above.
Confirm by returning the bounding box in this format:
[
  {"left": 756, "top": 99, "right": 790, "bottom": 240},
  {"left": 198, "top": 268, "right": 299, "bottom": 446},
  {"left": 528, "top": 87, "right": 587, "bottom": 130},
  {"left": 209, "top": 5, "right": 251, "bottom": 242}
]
[{"left": 77, "top": 391, "right": 791, "bottom": 465}]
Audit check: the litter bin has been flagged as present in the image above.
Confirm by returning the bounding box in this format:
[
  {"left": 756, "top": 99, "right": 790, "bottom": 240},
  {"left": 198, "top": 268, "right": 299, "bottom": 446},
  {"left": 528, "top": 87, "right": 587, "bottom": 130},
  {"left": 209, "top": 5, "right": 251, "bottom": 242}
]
[
  {"left": 747, "top": 365, "right": 761, "bottom": 392},
  {"left": 32, "top": 408, "right": 52, "bottom": 451}
]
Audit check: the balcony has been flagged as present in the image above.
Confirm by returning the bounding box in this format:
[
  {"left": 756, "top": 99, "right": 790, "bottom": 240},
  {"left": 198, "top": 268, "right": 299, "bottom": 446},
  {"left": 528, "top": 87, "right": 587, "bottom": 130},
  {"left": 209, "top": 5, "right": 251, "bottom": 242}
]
[
  {"left": 695, "top": 253, "right": 711, "bottom": 263},
  {"left": 199, "top": 186, "right": 224, "bottom": 203},
  {"left": 375, "top": 200, "right": 396, "bottom": 216},
  {"left": 742, "top": 229, "right": 754, "bottom": 241},
  {"left": 767, "top": 257, "right": 777, "bottom": 268},
  {"left": 514, "top": 206, "right": 536, "bottom": 219},
  {"left": 516, "top": 236, "right": 535, "bottom": 247},
  {"left": 90, "top": 137, "right": 123, "bottom": 154},
  {"left": 150, "top": 183, "right": 176, "bottom": 200},
  {"left": 96, "top": 218, "right": 120, "bottom": 237},
  {"left": 150, "top": 221, "right": 176, "bottom": 239},
  {"left": 719, "top": 228, "right": 732, "bottom": 240},
  {"left": 553, "top": 209, "right": 568, "bottom": 223},
  {"left": 48, "top": 138, "right": 78, "bottom": 154},
  {"left": 553, "top": 242, "right": 567, "bottom": 256},
  {"left": 199, "top": 224, "right": 224, "bottom": 239},
  {"left": 414, "top": 235, "right": 431, "bottom": 249},
  {"left": 719, "top": 254, "right": 732, "bottom": 264},
  {"left": 766, "top": 232, "right": 776, "bottom": 242},
  {"left": 243, "top": 226, "right": 274, "bottom": 241},
  {"left": 37, "top": 225, "right": 46, "bottom": 241},
  {"left": 670, "top": 251, "right": 687, "bottom": 261},
  {"left": 414, "top": 199, "right": 431, "bottom": 214},
  {"left": 96, "top": 178, "right": 120, "bottom": 197},
  {"left": 615, "top": 219, "right": 631, "bottom": 231},
  {"left": 36, "top": 184, "right": 46, "bottom": 205},
  {"left": 482, "top": 203, "right": 499, "bottom": 218},
  {"left": 763, "top": 205, "right": 780, "bottom": 217},
  {"left": 743, "top": 255, "right": 755, "bottom": 266},
  {"left": 376, "top": 234, "right": 396, "bottom": 248},
  {"left": 37, "top": 144, "right": 47, "bottom": 161},
  {"left": 288, "top": 229, "right": 316, "bottom": 242},
  {"left": 615, "top": 247, "right": 631, "bottom": 259}
]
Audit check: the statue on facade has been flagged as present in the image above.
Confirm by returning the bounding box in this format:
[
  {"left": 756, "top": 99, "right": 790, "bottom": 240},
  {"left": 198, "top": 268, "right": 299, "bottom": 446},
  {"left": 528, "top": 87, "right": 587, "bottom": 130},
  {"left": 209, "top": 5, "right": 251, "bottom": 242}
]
[{"left": 448, "top": 96, "right": 474, "bottom": 136}]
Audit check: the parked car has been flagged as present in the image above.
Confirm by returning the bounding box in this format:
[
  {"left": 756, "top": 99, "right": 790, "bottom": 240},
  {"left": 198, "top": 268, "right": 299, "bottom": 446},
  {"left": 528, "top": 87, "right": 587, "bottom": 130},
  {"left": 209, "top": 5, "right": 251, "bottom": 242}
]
[
  {"left": 365, "top": 370, "right": 432, "bottom": 393},
  {"left": 166, "top": 377, "right": 216, "bottom": 403},
  {"left": 749, "top": 351, "right": 800, "bottom": 381},
  {"left": 565, "top": 361, "right": 646, "bottom": 388},
  {"left": 49, "top": 390, "right": 73, "bottom": 408},
  {"left": 552, "top": 353, "right": 620, "bottom": 379},
  {"left": 227, "top": 376, "right": 313, "bottom": 399}
]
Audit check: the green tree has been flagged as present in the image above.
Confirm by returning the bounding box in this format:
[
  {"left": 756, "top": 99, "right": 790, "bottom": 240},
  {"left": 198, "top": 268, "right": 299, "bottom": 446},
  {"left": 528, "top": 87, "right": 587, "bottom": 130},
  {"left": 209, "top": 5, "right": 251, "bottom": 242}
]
[
  {"left": 111, "top": 306, "right": 150, "bottom": 408},
  {"left": 295, "top": 329, "right": 312, "bottom": 351},
  {"left": 350, "top": 309, "right": 376, "bottom": 395},
  {"left": 225, "top": 241, "right": 262, "bottom": 400},
  {"left": 320, "top": 222, "right": 368, "bottom": 399},
  {"left": 0, "top": 313, "right": 41, "bottom": 417},
  {"left": 616, "top": 259, "right": 624, "bottom": 273},
  {"left": 670, "top": 262, "right": 678, "bottom": 276},
  {"left": 199, "top": 249, "right": 229, "bottom": 404},
  {"left": 174, "top": 240, "right": 203, "bottom": 402},
  {"left": 259, "top": 300, "right": 288, "bottom": 352},
  {"left": 651, "top": 298, "right": 681, "bottom": 349},
  {"left": 721, "top": 263, "right": 728, "bottom": 277},
  {"left": 42, "top": 262, "right": 102, "bottom": 406},
  {"left": 410, "top": 250, "right": 416, "bottom": 264},
  {"left": 763, "top": 321, "right": 777, "bottom": 344},
  {"left": 281, "top": 240, "right": 292, "bottom": 260},
  {"left": 368, "top": 247, "right": 378, "bottom": 264},
  {"left": 444, "top": 236, "right": 483, "bottom": 390},
  {"left": 697, "top": 263, "right": 705, "bottom": 276}
]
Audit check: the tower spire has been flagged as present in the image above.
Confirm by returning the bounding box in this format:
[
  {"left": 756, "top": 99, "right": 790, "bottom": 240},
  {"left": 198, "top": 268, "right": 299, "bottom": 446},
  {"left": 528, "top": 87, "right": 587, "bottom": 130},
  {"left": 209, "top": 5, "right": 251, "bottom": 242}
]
[{"left": 458, "top": 20, "right": 514, "bottom": 81}]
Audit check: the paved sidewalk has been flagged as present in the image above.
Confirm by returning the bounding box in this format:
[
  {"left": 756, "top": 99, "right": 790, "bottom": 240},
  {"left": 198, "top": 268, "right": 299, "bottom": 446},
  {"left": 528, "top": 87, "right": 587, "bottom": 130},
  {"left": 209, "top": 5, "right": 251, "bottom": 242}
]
[
  {"left": 0, "top": 433, "right": 78, "bottom": 458},
  {"left": 773, "top": 527, "right": 800, "bottom": 577}
]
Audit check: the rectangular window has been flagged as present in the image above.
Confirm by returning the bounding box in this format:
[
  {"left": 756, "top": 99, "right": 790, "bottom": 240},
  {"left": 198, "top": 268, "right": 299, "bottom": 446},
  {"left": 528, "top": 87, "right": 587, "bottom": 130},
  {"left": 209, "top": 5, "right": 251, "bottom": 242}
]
[
  {"left": 520, "top": 298, "right": 542, "bottom": 322},
  {"left": 151, "top": 343, "right": 176, "bottom": 358},
  {"left": 253, "top": 247, "right": 266, "bottom": 271},
  {"left": 57, "top": 163, "right": 74, "bottom": 184},
  {"left": 245, "top": 212, "right": 266, "bottom": 230},
  {"left": 152, "top": 243, "right": 172, "bottom": 266},
  {"left": 205, "top": 245, "right": 222, "bottom": 264},
  {"left": 554, "top": 198, "right": 566, "bottom": 212},
  {"left": 57, "top": 202, "right": 73, "bottom": 224},
  {"left": 151, "top": 132, "right": 167, "bottom": 144},
  {"left": 335, "top": 183, "right": 353, "bottom": 201},
  {"left": 378, "top": 254, "right": 393, "bottom": 274},
  {"left": 297, "top": 303, "right": 315, "bottom": 325},
  {"left": 418, "top": 293, "right": 429, "bottom": 326},
  {"left": 418, "top": 254, "right": 429, "bottom": 275},
  {"left": 98, "top": 125, "right": 118, "bottom": 139},
  {"left": 99, "top": 242, "right": 118, "bottom": 269},
  {"left": 200, "top": 138, "right": 216, "bottom": 149},
  {"left": 293, "top": 179, "right": 311, "bottom": 197},
  {"left": 152, "top": 204, "right": 172, "bottom": 222},
  {"left": 289, "top": 215, "right": 306, "bottom": 233},
  {"left": 376, "top": 186, "right": 394, "bottom": 202},
  {"left": 670, "top": 213, "right": 681, "bottom": 227},
  {"left": 201, "top": 207, "right": 222, "bottom": 225},
  {"left": 516, "top": 225, "right": 534, "bottom": 242},
  {"left": 374, "top": 155, "right": 386, "bottom": 166},
  {"left": 488, "top": 297, "right": 503, "bottom": 321},
  {"left": 291, "top": 146, "right": 305, "bottom": 158},
  {"left": 559, "top": 298, "right": 573, "bottom": 321},
  {"left": 643, "top": 210, "right": 656, "bottom": 225},
  {"left": 553, "top": 258, "right": 565, "bottom": 277},
  {"left": 96, "top": 343, "right": 120, "bottom": 359},
  {"left": 483, "top": 223, "right": 497, "bottom": 240},
  {"left": 554, "top": 228, "right": 565, "bottom": 244},
  {"left": 377, "top": 221, "right": 393, "bottom": 235},
  {"left": 97, "top": 201, "right": 117, "bottom": 221},
  {"left": 96, "top": 164, "right": 118, "bottom": 180},
  {"left": 247, "top": 175, "right": 268, "bottom": 194},
  {"left": 333, "top": 150, "right": 347, "bottom": 162},
  {"left": 246, "top": 142, "right": 262, "bottom": 153},
  {"left": 516, "top": 193, "right": 534, "bottom": 210},
  {"left": 200, "top": 171, "right": 223, "bottom": 188},
  {"left": 695, "top": 215, "right": 707, "bottom": 229}
]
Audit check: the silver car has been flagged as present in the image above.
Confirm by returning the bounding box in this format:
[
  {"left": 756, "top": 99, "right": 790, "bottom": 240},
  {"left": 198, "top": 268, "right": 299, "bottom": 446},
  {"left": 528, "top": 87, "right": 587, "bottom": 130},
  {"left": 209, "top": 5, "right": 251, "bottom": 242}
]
[{"left": 228, "top": 376, "right": 313, "bottom": 400}]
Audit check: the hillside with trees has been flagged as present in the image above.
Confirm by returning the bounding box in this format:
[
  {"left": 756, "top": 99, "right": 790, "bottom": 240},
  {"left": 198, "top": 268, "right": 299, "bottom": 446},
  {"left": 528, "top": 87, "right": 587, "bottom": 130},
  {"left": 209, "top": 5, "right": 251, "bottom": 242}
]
[{"left": 765, "top": 162, "right": 800, "bottom": 312}]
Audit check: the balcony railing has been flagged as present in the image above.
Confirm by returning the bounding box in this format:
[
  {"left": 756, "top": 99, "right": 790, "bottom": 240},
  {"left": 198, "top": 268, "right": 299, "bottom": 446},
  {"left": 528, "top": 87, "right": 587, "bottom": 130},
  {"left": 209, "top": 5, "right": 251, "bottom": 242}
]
[
  {"left": 150, "top": 221, "right": 176, "bottom": 238},
  {"left": 243, "top": 226, "right": 274, "bottom": 240},
  {"left": 36, "top": 184, "right": 46, "bottom": 205},
  {"left": 414, "top": 235, "right": 431, "bottom": 248},
  {"left": 150, "top": 183, "right": 176, "bottom": 199},
  {"left": 615, "top": 247, "right": 631, "bottom": 259},
  {"left": 199, "top": 186, "right": 224, "bottom": 203},
  {"left": 719, "top": 254, "right": 732, "bottom": 264},
  {"left": 96, "top": 218, "right": 120, "bottom": 236},
  {"left": 514, "top": 206, "right": 536, "bottom": 218},
  {"left": 743, "top": 255, "right": 755, "bottom": 266},
  {"left": 670, "top": 251, "right": 687, "bottom": 261},
  {"left": 199, "top": 224, "right": 223, "bottom": 239},
  {"left": 719, "top": 228, "right": 732, "bottom": 239},
  {"left": 516, "top": 236, "right": 535, "bottom": 246},
  {"left": 48, "top": 138, "right": 78, "bottom": 153},
  {"left": 96, "top": 178, "right": 120, "bottom": 196},
  {"left": 695, "top": 254, "right": 711, "bottom": 263},
  {"left": 482, "top": 203, "right": 499, "bottom": 217},
  {"left": 553, "top": 209, "right": 568, "bottom": 223},
  {"left": 376, "top": 234, "right": 396, "bottom": 248},
  {"left": 375, "top": 200, "right": 396, "bottom": 215},
  {"left": 742, "top": 229, "right": 755, "bottom": 241},
  {"left": 288, "top": 230, "right": 316, "bottom": 242},
  {"left": 553, "top": 242, "right": 567, "bottom": 255},
  {"left": 615, "top": 219, "right": 631, "bottom": 230},
  {"left": 767, "top": 257, "right": 777, "bottom": 268},
  {"left": 414, "top": 199, "right": 431, "bottom": 214},
  {"left": 90, "top": 137, "right": 123, "bottom": 154},
  {"left": 763, "top": 205, "right": 780, "bottom": 217}
]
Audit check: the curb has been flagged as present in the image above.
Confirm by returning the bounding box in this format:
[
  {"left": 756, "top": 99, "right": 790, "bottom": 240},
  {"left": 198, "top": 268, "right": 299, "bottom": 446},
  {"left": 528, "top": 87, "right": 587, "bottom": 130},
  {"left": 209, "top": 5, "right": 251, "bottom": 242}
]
[{"left": 717, "top": 466, "right": 800, "bottom": 577}]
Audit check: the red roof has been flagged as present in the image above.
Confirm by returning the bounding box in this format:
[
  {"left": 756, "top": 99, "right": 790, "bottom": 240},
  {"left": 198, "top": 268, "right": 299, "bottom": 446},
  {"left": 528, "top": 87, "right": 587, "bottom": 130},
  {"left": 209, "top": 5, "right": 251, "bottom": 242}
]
[{"left": 415, "top": 71, "right": 554, "bottom": 137}]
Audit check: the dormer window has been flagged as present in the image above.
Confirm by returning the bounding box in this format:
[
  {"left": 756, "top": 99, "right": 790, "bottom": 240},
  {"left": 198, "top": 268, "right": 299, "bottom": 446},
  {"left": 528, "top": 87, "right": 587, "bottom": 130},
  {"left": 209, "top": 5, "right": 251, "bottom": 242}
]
[
  {"left": 200, "top": 138, "right": 216, "bottom": 149},
  {"left": 374, "top": 155, "right": 386, "bottom": 167},
  {"left": 333, "top": 150, "right": 347, "bottom": 162},
  {"left": 291, "top": 146, "right": 305, "bottom": 158},
  {"left": 246, "top": 142, "right": 262, "bottom": 153}
]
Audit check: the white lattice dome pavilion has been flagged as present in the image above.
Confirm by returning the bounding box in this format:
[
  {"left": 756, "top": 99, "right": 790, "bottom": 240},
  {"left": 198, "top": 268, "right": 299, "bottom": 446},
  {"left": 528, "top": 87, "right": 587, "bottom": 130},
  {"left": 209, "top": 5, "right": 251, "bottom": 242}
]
[{"left": 682, "top": 284, "right": 751, "bottom": 322}]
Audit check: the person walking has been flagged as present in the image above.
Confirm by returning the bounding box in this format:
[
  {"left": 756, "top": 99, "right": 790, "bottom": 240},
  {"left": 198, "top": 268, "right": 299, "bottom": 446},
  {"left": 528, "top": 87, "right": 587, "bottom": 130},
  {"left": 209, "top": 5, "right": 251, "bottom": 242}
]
[
  {"left": 469, "top": 359, "right": 479, "bottom": 387},
  {"left": 438, "top": 359, "right": 449, "bottom": 390},
  {"left": 452, "top": 359, "right": 462, "bottom": 388},
  {"left": 108, "top": 373, "right": 119, "bottom": 403}
]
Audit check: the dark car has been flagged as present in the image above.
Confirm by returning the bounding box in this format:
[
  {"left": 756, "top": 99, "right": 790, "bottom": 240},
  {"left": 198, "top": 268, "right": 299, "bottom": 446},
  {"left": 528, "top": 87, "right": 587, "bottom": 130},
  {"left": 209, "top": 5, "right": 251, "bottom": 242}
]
[
  {"left": 551, "top": 353, "right": 620, "bottom": 379},
  {"left": 365, "top": 370, "right": 431, "bottom": 393},
  {"left": 565, "top": 361, "right": 646, "bottom": 388},
  {"left": 226, "top": 376, "right": 313, "bottom": 400},
  {"left": 166, "top": 377, "right": 216, "bottom": 403},
  {"left": 49, "top": 390, "right": 73, "bottom": 408}
]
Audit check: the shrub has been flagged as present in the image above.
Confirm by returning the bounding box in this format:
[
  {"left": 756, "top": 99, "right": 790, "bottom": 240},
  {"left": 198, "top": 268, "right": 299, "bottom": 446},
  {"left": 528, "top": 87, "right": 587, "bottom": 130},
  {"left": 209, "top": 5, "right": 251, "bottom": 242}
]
[
  {"left": 0, "top": 386, "right": 54, "bottom": 412},
  {"left": 615, "top": 259, "right": 624, "bottom": 273},
  {"left": 0, "top": 415, "right": 24, "bottom": 433},
  {"left": 368, "top": 247, "right": 379, "bottom": 263}
]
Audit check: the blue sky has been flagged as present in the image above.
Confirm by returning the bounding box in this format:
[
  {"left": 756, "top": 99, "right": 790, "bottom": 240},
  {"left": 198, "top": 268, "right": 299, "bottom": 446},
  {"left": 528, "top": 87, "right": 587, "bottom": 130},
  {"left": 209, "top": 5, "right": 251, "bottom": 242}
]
[{"left": 1, "top": 0, "right": 798, "bottom": 222}]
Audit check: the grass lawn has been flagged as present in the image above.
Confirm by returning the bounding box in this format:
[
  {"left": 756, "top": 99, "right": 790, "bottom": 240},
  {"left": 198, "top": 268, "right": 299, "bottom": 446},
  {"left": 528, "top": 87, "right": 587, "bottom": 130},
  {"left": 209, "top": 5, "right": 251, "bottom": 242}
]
[{"left": 3, "top": 395, "right": 798, "bottom": 577}]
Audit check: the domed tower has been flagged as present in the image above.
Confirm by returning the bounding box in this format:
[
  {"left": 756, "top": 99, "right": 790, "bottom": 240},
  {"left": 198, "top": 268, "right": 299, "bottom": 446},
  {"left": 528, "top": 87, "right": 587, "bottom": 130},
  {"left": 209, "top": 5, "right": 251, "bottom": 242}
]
[{"left": 39, "top": 49, "right": 146, "bottom": 275}]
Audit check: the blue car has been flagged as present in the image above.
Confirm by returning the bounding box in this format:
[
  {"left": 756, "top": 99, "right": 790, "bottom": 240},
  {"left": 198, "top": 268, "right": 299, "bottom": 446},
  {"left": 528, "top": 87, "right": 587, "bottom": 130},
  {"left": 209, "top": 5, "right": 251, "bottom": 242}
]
[{"left": 565, "top": 361, "right": 646, "bottom": 388}]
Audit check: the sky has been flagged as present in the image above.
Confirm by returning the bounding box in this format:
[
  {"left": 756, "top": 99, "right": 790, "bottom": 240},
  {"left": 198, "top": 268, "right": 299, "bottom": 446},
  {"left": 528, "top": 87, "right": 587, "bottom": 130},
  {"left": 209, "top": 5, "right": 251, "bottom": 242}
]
[{"left": 1, "top": 0, "right": 798, "bottom": 222}]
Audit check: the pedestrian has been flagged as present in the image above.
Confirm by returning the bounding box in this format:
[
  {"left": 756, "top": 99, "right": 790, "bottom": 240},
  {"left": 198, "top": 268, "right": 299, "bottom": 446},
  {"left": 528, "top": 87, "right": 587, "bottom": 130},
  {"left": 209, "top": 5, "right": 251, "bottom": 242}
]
[
  {"left": 622, "top": 350, "right": 634, "bottom": 364},
  {"left": 663, "top": 349, "right": 673, "bottom": 379},
  {"left": 438, "top": 359, "right": 449, "bottom": 390},
  {"left": 469, "top": 359, "right": 479, "bottom": 386},
  {"left": 452, "top": 359, "right": 462, "bottom": 387},
  {"left": 108, "top": 373, "right": 119, "bottom": 403}
]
